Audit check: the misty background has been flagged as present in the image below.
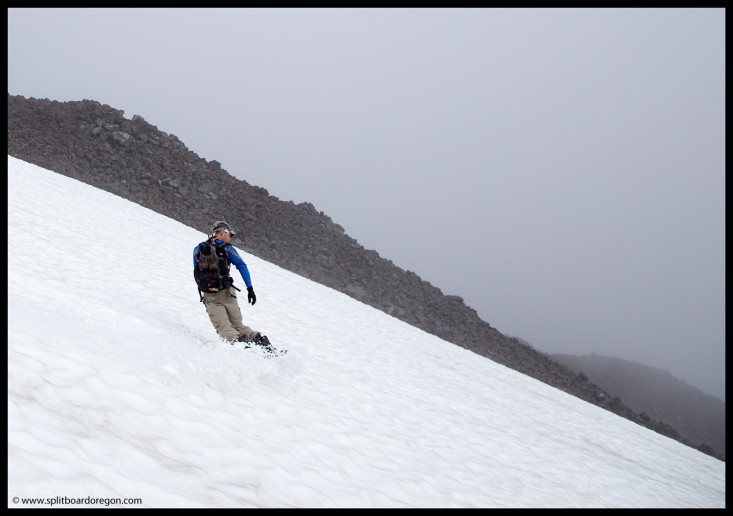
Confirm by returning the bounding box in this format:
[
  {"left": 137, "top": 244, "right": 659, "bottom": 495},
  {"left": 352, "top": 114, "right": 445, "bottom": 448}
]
[{"left": 7, "top": 8, "right": 725, "bottom": 400}]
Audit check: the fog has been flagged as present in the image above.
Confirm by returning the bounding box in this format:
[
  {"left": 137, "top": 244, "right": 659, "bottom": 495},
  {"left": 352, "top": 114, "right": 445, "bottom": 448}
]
[{"left": 7, "top": 8, "right": 725, "bottom": 399}]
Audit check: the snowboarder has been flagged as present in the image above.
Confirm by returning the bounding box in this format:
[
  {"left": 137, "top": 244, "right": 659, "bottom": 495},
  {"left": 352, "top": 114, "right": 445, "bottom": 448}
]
[{"left": 193, "top": 220, "right": 272, "bottom": 348}]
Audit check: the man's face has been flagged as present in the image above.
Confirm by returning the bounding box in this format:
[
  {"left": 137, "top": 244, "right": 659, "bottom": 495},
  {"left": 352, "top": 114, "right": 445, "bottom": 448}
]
[{"left": 217, "top": 230, "right": 232, "bottom": 243}]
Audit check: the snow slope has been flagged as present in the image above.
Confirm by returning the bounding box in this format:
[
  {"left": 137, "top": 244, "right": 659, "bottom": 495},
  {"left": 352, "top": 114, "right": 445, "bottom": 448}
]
[{"left": 7, "top": 156, "right": 725, "bottom": 508}]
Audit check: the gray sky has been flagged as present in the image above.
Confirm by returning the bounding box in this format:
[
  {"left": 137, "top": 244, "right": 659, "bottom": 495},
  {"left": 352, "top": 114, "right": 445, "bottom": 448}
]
[{"left": 8, "top": 8, "right": 725, "bottom": 399}]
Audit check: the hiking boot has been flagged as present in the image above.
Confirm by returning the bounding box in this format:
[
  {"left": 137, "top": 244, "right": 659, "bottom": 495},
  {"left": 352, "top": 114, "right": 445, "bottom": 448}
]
[
  {"left": 252, "top": 333, "right": 272, "bottom": 347},
  {"left": 236, "top": 333, "right": 254, "bottom": 344}
]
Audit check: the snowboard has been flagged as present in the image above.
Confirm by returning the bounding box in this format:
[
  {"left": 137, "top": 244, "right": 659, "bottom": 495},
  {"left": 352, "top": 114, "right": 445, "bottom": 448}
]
[{"left": 243, "top": 342, "right": 287, "bottom": 358}]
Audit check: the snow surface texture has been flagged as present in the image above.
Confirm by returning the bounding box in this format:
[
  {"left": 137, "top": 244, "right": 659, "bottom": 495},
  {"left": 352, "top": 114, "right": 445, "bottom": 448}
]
[{"left": 7, "top": 156, "right": 724, "bottom": 508}]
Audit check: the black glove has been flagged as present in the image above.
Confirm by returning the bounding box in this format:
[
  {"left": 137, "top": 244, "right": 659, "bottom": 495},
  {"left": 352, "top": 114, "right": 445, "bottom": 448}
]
[{"left": 247, "top": 286, "right": 256, "bottom": 305}]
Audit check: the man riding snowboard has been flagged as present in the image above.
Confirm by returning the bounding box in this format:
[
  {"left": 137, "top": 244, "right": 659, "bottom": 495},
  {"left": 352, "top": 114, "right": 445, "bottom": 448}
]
[{"left": 193, "top": 220, "right": 272, "bottom": 350}]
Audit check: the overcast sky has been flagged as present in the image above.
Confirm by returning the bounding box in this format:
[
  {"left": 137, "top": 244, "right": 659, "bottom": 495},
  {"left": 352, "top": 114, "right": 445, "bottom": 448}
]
[{"left": 7, "top": 8, "right": 725, "bottom": 399}]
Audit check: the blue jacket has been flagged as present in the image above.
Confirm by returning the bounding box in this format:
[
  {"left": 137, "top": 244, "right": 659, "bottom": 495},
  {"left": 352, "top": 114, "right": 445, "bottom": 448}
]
[{"left": 193, "top": 239, "right": 253, "bottom": 288}]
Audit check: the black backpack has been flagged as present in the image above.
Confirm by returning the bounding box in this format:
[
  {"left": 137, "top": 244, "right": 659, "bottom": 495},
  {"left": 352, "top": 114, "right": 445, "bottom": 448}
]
[{"left": 194, "top": 240, "right": 235, "bottom": 300}]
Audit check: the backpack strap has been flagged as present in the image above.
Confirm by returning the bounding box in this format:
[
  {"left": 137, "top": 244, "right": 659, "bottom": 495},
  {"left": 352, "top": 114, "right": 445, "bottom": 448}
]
[{"left": 212, "top": 240, "right": 237, "bottom": 293}]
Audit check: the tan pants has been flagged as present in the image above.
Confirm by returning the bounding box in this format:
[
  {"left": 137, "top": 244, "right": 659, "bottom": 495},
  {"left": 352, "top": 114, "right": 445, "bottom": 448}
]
[{"left": 202, "top": 287, "right": 257, "bottom": 342}]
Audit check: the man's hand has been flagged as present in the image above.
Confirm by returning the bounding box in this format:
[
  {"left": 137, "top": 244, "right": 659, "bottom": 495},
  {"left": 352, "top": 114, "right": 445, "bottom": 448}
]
[{"left": 247, "top": 286, "right": 257, "bottom": 305}]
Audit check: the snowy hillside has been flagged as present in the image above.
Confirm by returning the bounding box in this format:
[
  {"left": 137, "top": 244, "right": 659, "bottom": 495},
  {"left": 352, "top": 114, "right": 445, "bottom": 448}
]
[{"left": 7, "top": 156, "right": 725, "bottom": 508}]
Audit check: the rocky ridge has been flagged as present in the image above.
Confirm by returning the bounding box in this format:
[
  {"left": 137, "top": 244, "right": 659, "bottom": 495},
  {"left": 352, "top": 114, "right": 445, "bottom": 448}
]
[
  {"left": 7, "top": 94, "right": 723, "bottom": 461},
  {"left": 551, "top": 353, "right": 725, "bottom": 458}
]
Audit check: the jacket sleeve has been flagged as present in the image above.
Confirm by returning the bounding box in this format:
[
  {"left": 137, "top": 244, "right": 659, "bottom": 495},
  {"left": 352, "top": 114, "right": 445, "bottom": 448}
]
[
  {"left": 193, "top": 245, "right": 200, "bottom": 269},
  {"left": 225, "top": 245, "right": 253, "bottom": 288}
]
